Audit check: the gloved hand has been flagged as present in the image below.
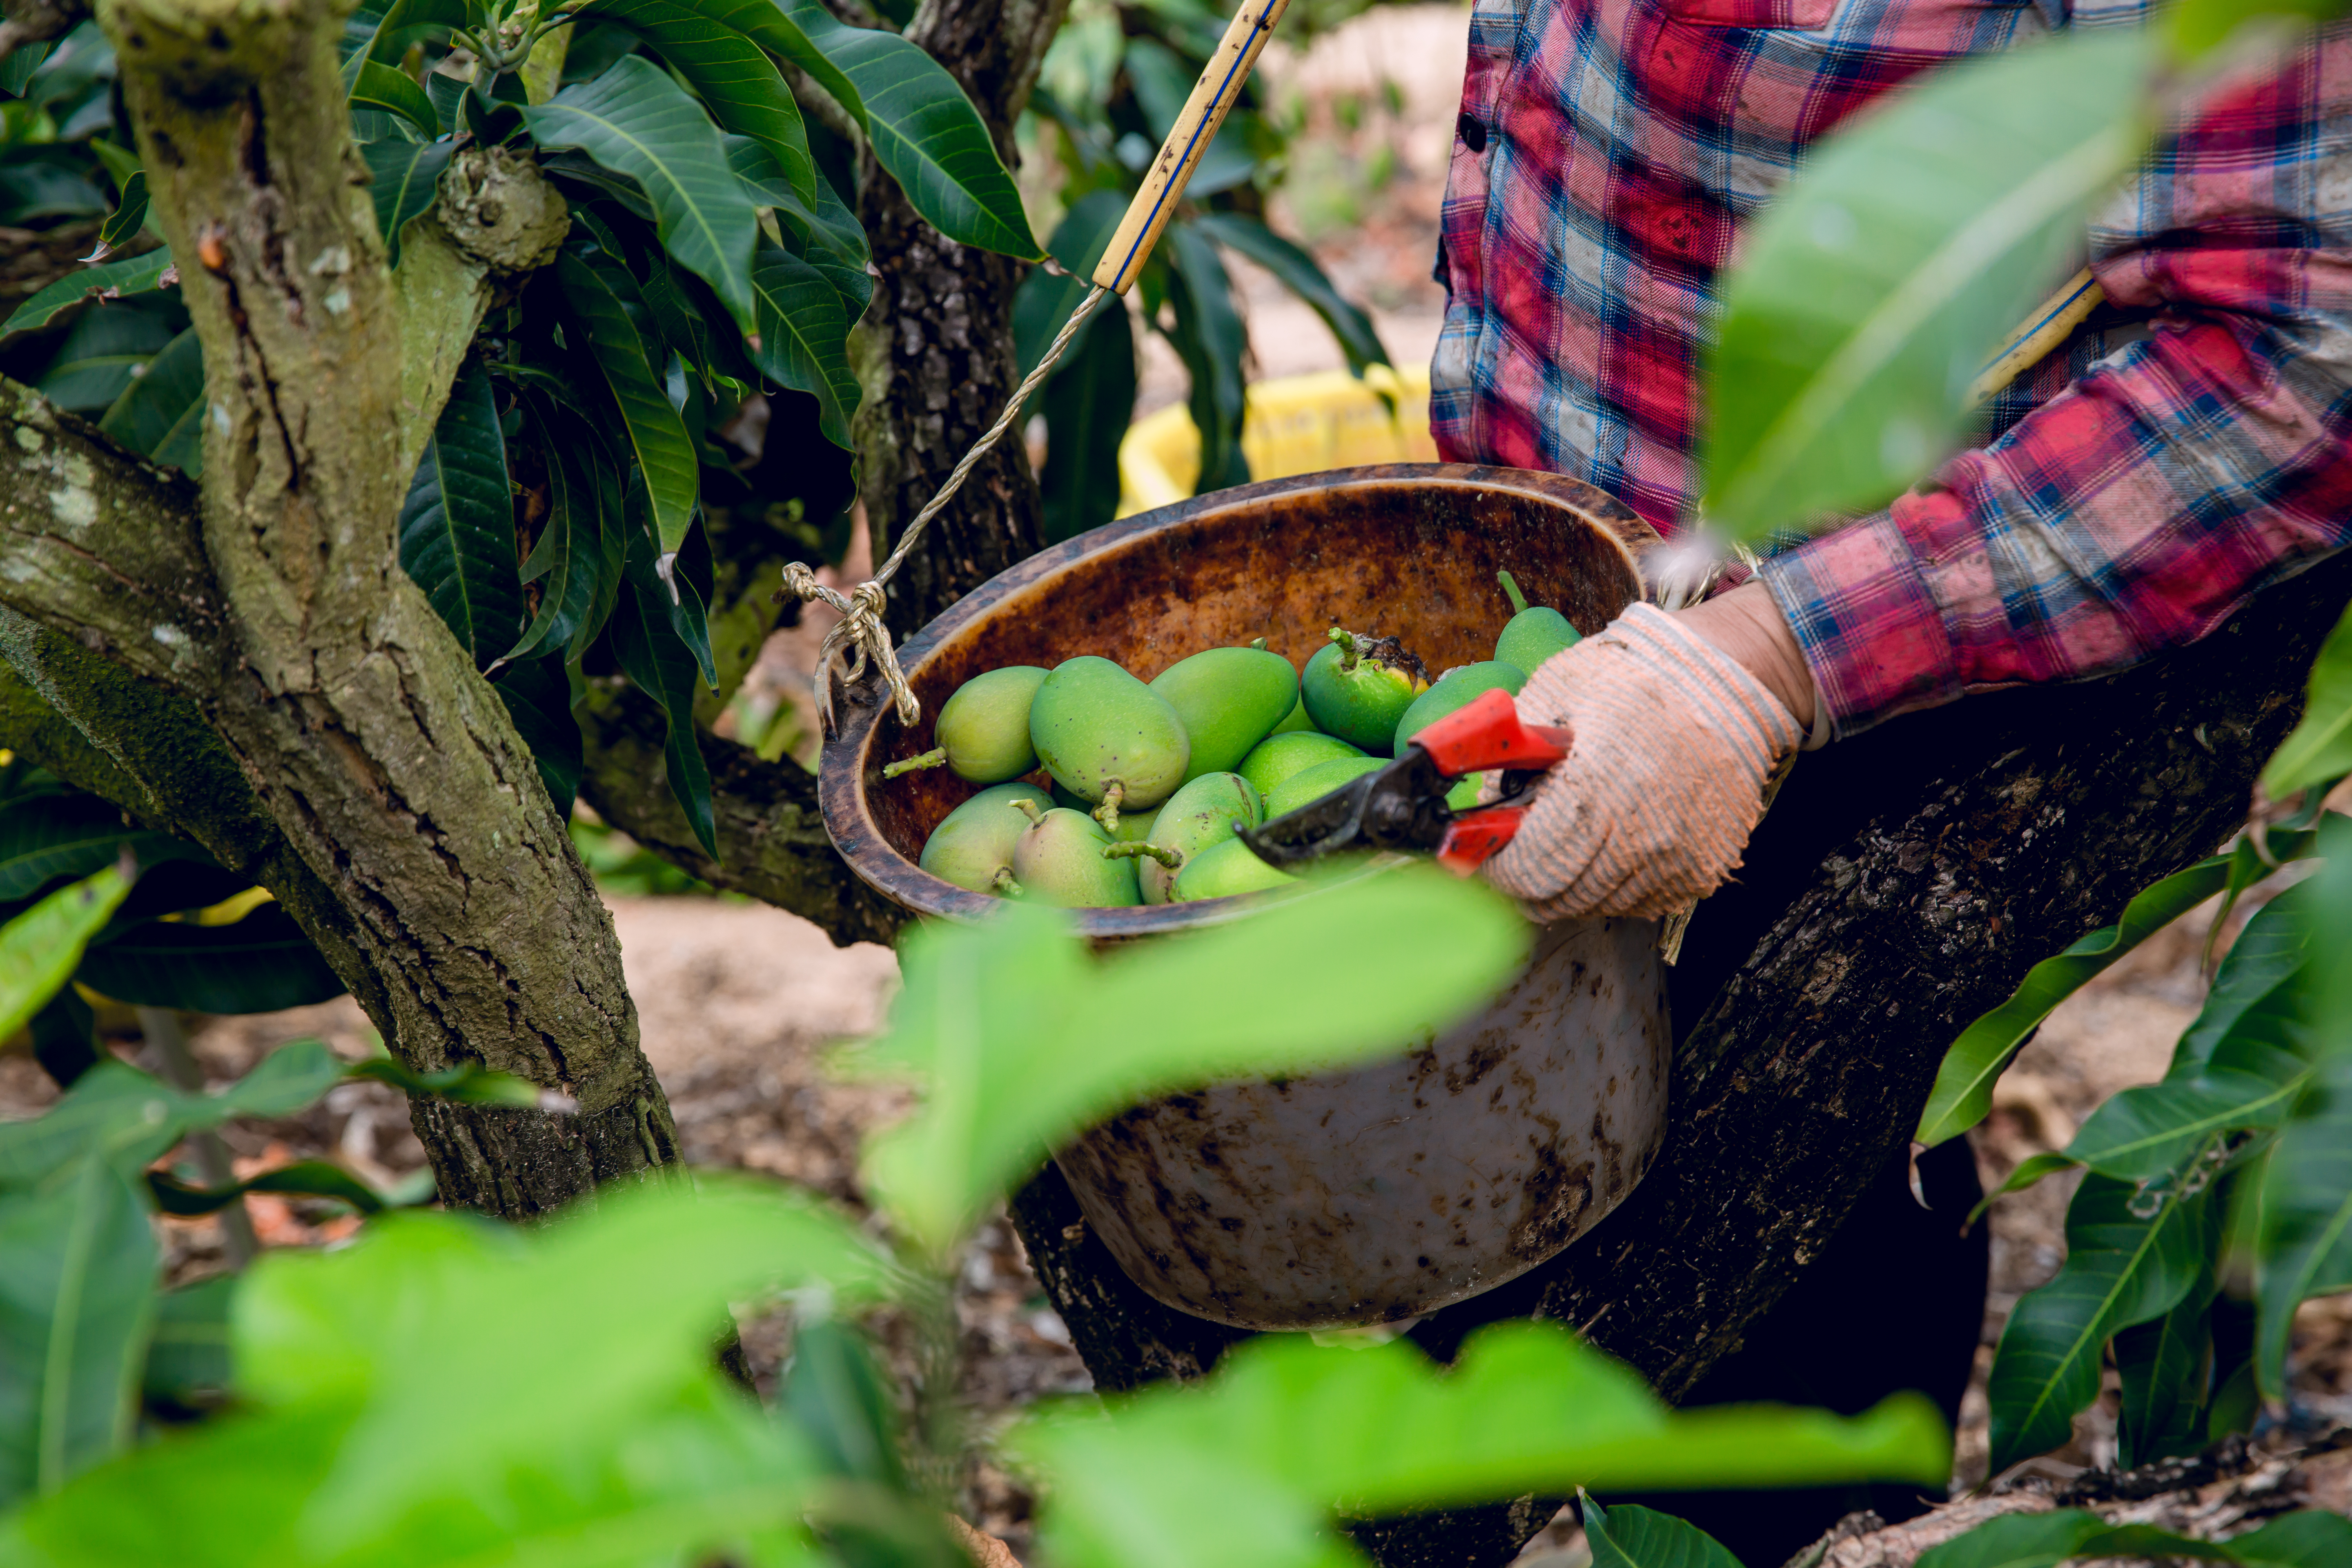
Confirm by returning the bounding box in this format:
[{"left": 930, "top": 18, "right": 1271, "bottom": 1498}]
[{"left": 1482, "top": 586, "right": 1815, "bottom": 922}]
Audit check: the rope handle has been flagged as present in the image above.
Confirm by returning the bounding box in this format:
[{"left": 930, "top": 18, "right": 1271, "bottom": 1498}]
[{"left": 775, "top": 0, "right": 1295, "bottom": 737}]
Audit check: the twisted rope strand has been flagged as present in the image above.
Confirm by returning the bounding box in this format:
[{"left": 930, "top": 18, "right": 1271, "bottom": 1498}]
[{"left": 778, "top": 284, "right": 1117, "bottom": 735}]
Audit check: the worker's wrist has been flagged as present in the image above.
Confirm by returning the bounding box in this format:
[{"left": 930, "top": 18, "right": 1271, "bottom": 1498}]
[{"left": 1671, "top": 582, "right": 1819, "bottom": 735}]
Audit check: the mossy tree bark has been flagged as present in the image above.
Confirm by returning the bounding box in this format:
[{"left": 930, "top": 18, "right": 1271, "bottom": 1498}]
[{"left": 0, "top": 0, "right": 679, "bottom": 1217}]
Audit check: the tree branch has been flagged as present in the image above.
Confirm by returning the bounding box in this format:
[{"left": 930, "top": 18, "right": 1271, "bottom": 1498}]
[
  {"left": 394, "top": 146, "right": 569, "bottom": 475},
  {"left": 576, "top": 682, "right": 906, "bottom": 947}
]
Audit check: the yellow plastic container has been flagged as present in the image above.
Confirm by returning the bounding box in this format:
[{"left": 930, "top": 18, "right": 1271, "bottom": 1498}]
[{"left": 1116, "top": 363, "right": 1439, "bottom": 516}]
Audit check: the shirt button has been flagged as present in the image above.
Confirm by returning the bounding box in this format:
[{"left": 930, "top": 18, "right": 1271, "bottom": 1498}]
[{"left": 1457, "top": 112, "right": 1488, "bottom": 154}]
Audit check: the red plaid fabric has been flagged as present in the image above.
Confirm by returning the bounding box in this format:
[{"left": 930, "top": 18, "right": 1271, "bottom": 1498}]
[{"left": 1432, "top": 0, "right": 2352, "bottom": 736}]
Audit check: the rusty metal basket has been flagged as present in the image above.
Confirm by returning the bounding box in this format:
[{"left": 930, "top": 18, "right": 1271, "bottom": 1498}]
[{"left": 817, "top": 463, "right": 1675, "bottom": 1328}]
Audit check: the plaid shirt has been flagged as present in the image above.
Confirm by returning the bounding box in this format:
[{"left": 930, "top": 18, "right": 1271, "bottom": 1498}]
[{"left": 1432, "top": 0, "right": 2352, "bottom": 737}]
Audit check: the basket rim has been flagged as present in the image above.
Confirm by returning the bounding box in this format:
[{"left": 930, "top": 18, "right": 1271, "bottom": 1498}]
[{"left": 816, "top": 462, "right": 1659, "bottom": 936}]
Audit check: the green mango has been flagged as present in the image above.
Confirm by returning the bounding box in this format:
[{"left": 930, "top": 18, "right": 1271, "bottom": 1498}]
[
  {"left": 884, "top": 666, "right": 1048, "bottom": 783},
  {"left": 917, "top": 782, "right": 1052, "bottom": 895},
  {"left": 1392, "top": 661, "right": 1527, "bottom": 754},
  {"left": 1010, "top": 805, "right": 1142, "bottom": 907},
  {"left": 1029, "top": 656, "right": 1191, "bottom": 821},
  {"left": 1261, "top": 755, "right": 1383, "bottom": 821},
  {"left": 1149, "top": 647, "right": 1300, "bottom": 783},
  {"left": 1115, "top": 771, "right": 1261, "bottom": 905},
  {"left": 1236, "top": 730, "right": 1365, "bottom": 800},
  {"left": 1445, "top": 776, "right": 1483, "bottom": 811},
  {"left": 1494, "top": 570, "right": 1579, "bottom": 676},
  {"left": 1172, "top": 836, "right": 1297, "bottom": 902},
  {"left": 1267, "top": 693, "right": 1316, "bottom": 735},
  {"left": 1300, "top": 628, "right": 1425, "bottom": 755}
]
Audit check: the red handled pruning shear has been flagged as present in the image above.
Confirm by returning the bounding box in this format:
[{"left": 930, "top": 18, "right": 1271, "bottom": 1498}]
[{"left": 1240, "top": 688, "right": 1572, "bottom": 875}]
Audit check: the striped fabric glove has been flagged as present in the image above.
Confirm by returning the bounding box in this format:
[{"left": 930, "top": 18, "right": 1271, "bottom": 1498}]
[{"left": 1483, "top": 603, "right": 1803, "bottom": 922}]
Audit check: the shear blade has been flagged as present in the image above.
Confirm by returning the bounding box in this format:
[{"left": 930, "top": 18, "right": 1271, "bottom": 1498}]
[{"left": 1239, "top": 773, "right": 1379, "bottom": 865}]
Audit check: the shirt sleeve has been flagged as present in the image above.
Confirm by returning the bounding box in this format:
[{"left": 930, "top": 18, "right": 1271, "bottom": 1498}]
[{"left": 1756, "top": 32, "right": 2352, "bottom": 739}]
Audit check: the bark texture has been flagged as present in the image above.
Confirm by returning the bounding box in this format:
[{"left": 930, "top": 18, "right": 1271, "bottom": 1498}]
[
  {"left": 851, "top": 0, "right": 1067, "bottom": 643},
  {"left": 0, "top": 0, "right": 682, "bottom": 1218},
  {"left": 1008, "top": 552, "right": 2352, "bottom": 1566}
]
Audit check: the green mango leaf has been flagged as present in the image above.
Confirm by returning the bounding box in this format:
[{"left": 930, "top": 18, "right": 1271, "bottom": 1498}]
[
  {"left": 97, "top": 327, "right": 203, "bottom": 476},
  {"left": 1966, "top": 1150, "right": 2079, "bottom": 1230},
  {"left": 4, "top": 1184, "right": 877, "bottom": 1566},
  {"left": 141, "top": 1276, "right": 234, "bottom": 1413},
  {"left": 360, "top": 138, "right": 454, "bottom": 269},
  {"left": 238, "top": 1181, "right": 886, "bottom": 1549},
  {"left": 1, "top": 248, "right": 175, "bottom": 338},
  {"left": 607, "top": 535, "right": 717, "bottom": 853},
  {"left": 524, "top": 56, "right": 760, "bottom": 333},
  {"left": 31, "top": 299, "right": 178, "bottom": 414},
  {"left": 749, "top": 239, "right": 857, "bottom": 448},
  {"left": 0, "top": 1044, "right": 341, "bottom": 1197},
  {"left": 0, "top": 866, "right": 133, "bottom": 1042},
  {"left": 1011, "top": 1321, "right": 1948, "bottom": 1568},
  {"left": 749, "top": 147, "right": 871, "bottom": 319},
  {"left": 1918, "top": 850, "right": 2247, "bottom": 1147},
  {"left": 340, "top": 0, "right": 476, "bottom": 82},
  {"left": 2223, "top": 1510, "right": 2352, "bottom": 1567},
  {"left": 2113, "top": 1263, "right": 2216, "bottom": 1472},
  {"left": 79, "top": 906, "right": 347, "bottom": 1015},
  {"left": 1191, "top": 212, "right": 1389, "bottom": 377},
  {"left": 573, "top": 0, "right": 816, "bottom": 204},
  {"left": 1987, "top": 1171, "right": 2218, "bottom": 1474},
  {"left": 684, "top": 0, "right": 1038, "bottom": 259},
  {"left": 351, "top": 59, "right": 439, "bottom": 138},
  {"left": 487, "top": 653, "right": 584, "bottom": 813},
  {"left": 0, "top": 1154, "right": 157, "bottom": 1508},
  {"left": 397, "top": 355, "right": 522, "bottom": 664},
  {"left": 850, "top": 865, "right": 1531, "bottom": 1260},
  {"left": 1703, "top": 32, "right": 2151, "bottom": 537},
  {"left": 0, "top": 793, "right": 210, "bottom": 902},
  {"left": 2175, "top": 884, "right": 2314, "bottom": 1076},
  {"left": 2255, "top": 1042, "right": 2352, "bottom": 1396},
  {"left": 782, "top": 1316, "right": 906, "bottom": 1488},
  {"left": 2263, "top": 595, "right": 2352, "bottom": 798},
  {"left": 147, "top": 1159, "right": 385, "bottom": 1218},
  {"left": 555, "top": 245, "right": 700, "bottom": 561},
  {"left": 1580, "top": 1498, "right": 1742, "bottom": 1568},
  {"left": 1038, "top": 292, "right": 1134, "bottom": 544},
  {"left": 1913, "top": 1506, "right": 2352, "bottom": 1568},
  {"left": 93, "top": 171, "right": 147, "bottom": 256},
  {"left": 504, "top": 437, "right": 606, "bottom": 664},
  {"left": 1162, "top": 220, "right": 1251, "bottom": 494}
]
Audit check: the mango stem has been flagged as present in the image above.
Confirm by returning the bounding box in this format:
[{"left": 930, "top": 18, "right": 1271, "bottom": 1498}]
[
  {"left": 1009, "top": 797, "right": 1045, "bottom": 826},
  {"left": 1498, "top": 570, "right": 1531, "bottom": 616},
  {"left": 1092, "top": 780, "right": 1126, "bottom": 833},
  {"left": 990, "top": 866, "right": 1024, "bottom": 897},
  {"left": 1249, "top": 637, "right": 1267, "bottom": 650},
  {"left": 1102, "top": 841, "right": 1182, "bottom": 869},
  {"left": 883, "top": 747, "right": 948, "bottom": 779},
  {"left": 1328, "top": 626, "right": 1360, "bottom": 672}
]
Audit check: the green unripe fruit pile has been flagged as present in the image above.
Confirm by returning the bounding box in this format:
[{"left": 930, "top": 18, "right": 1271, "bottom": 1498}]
[
  {"left": 1150, "top": 646, "right": 1299, "bottom": 782},
  {"left": 899, "top": 577, "right": 1578, "bottom": 907},
  {"left": 1030, "top": 656, "right": 1191, "bottom": 822},
  {"left": 1011, "top": 804, "right": 1141, "bottom": 908},
  {"left": 918, "top": 781, "right": 1051, "bottom": 895},
  {"left": 1237, "top": 730, "right": 1365, "bottom": 800}
]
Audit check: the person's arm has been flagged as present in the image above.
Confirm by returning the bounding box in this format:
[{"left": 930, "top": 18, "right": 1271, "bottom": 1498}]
[{"left": 1757, "top": 33, "right": 2352, "bottom": 740}]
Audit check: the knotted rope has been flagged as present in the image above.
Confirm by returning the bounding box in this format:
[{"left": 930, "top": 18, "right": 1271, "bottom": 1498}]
[{"left": 777, "top": 283, "right": 1116, "bottom": 736}]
